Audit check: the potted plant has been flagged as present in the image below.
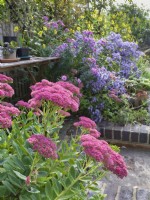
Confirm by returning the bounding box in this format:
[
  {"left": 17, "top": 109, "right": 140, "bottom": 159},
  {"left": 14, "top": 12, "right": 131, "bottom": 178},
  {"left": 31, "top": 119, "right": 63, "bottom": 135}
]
[
  {"left": 16, "top": 33, "right": 30, "bottom": 60},
  {"left": 2, "top": 41, "right": 18, "bottom": 59}
]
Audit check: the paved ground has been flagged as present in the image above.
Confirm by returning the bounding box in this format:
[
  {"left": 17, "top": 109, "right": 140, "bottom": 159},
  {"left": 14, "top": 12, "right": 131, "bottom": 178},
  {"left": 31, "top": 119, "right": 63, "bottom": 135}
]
[
  {"left": 104, "top": 147, "right": 150, "bottom": 188},
  {"left": 100, "top": 147, "right": 150, "bottom": 199}
]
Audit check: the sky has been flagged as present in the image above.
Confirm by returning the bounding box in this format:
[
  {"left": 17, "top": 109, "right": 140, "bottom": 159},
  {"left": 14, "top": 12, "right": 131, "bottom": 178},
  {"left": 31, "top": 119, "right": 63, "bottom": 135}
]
[{"left": 116, "top": 0, "right": 150, "bottom": 9}]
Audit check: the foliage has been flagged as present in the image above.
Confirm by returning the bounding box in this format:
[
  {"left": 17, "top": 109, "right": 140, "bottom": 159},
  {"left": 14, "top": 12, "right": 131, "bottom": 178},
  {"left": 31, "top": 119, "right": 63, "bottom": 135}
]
[
  {"left": 27, "top": 19, "right": 71, "bottom": 56},
  {"left": 1, "top": 0, "right": 135, "bottom": 45},
  {"left": 107, "top": 3, "right": 150, "bottom": 45},
  {"left": 0, "top": 74, "right": 128, "bottom": 199}
]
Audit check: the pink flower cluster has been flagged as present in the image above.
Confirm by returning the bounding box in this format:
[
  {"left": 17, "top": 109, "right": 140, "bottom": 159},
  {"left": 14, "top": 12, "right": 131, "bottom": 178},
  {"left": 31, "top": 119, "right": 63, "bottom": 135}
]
[
  {"left": 28, "top": 79, "right": 80, "bottom": 112},
  {"left": 89, "top": 128, "right": 101, "bottom": 138},
  {"left": 27, "top": 134, "right": 58, "bottom": 159},
  {"left": 16, "top": 100, "right": 31, "bottom": 109},
  {"left": 57, "top": 81, "right": 81, "bottom": 97},
  {"left": 74, "top": 116, "right": 101, "bottom": 138},
  {"left": 0, "top": 74, "right": 13, "bottom": 83},
  {"left": 81, "top": 134, "right": 127, "bottom": 178},
  {"left": 0, "top": 103, "right": 20, "bottom": 128},
  {"left": 74, "top": 116, "right": 97, "bottom": 129},
  {"left": 0, "top": 82, "right": 14, "bottom": 98}
]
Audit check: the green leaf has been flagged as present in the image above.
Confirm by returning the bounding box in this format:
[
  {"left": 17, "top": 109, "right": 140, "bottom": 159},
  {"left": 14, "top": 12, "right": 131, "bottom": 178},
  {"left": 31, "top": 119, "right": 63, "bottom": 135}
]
[
  {"left": 52, "top": 178, "right": 62, "bottom": 195},
  {"left": 12, "top": 141, "right": 23, "bottom": 157},
  {"left": 58, "top": 194, "right": 74, "bottom": 200},
  {"left": 27, "top": 187, "right": 40, "bottom": 194},
  {"left": 8, "top": 174, "right": 23, "bottom": 188},
  {"left": 45, "top": 181, "right": 51, "bottom": 199},
  {"left": 69, "top": 166, "right": 76, "bottom": 179},
  {"left": 12, "top": 156, "right": 26, "bottom": 171},
  {"left": 2, "top": 180, "right": 17, "bottom": 195},
  {"left": 0, "top": 185, "right": 10, "bottom": 197},
  {"left": 65, "top": 177, "right": 71, "bottom": 187},
  {"left": 13, "top": 170, "right": 26, "bottom": 180},
  {"left": 19, "top": 194, "right": 32, "bottom": 200},
  {"left": 0, "top": 172, "right": 7, "bottom": 181}
]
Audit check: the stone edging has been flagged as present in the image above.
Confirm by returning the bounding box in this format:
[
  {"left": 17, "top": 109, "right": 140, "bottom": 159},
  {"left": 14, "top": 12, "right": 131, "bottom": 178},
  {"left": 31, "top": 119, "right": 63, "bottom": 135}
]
[{"left": 98, "top": 121, "right": 150, "bottom": 147}]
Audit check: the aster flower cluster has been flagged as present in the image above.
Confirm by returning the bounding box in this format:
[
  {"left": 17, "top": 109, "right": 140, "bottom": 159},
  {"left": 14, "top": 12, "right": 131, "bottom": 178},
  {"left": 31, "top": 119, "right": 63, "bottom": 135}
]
[
  {"left": 43, "top": 17, "right": 65, "bottom": 29},
  {"left": 53, "top": 31, "right": 144, "bottom": 123},
  {"left": 103, "top": 32, "right": 143, "bottom": 78},
  {"left": 80, "top": 134, "right": 127, "bottom": 178},
  {"left": 53, "top": 30, "right": 96, "bottom": 58},
  {"left": 27, "top": 134, "right": 58, "bottom": 159}
]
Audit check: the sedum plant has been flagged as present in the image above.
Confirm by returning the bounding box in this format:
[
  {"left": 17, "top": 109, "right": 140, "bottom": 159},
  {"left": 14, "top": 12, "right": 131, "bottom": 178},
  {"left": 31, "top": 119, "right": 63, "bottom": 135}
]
[{"left": 0, "top": 74, "right": 127, "bottom": 199}]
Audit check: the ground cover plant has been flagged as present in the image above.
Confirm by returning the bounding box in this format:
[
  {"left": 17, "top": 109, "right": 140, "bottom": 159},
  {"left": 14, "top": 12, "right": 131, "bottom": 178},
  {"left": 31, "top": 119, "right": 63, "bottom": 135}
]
[
  {"left": 0, "top": 74, "right": 127, "bottom": 199},
  {"left": 51, "top": 30, "right": 150, "bottom": 125}
]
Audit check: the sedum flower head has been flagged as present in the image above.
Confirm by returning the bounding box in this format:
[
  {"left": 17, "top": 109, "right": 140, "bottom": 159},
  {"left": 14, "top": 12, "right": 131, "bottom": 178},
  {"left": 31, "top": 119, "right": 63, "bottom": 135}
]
[
  {"left": 73, "top": 116, "right": 97, "bottom": 129},
  {"left": 0, "top": 104, "right": 20, "bottom": 128},
  {"left": 0, "top": 74, "right": 13, "bottom": 83},
  {"left": 16, "top": 100, "right": 31, "bottom": 109},
  {"left": 80, "top": 134, "right": 127, "bottom": 178},
  {"left": 29, "top": 80, "right": 80, "bottom": 112},
  {"left": 27, "top": 134, "right": 58, "bottom": 159},
  {"left": 0, "top": 82, "right": 14, "bottom": 98}
]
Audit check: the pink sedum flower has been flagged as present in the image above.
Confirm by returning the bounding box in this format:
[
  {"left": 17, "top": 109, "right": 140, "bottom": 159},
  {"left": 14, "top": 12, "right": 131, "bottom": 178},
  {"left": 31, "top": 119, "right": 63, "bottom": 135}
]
[
  {"left": 29, "top": 80, "right": 80, "bottom": 112},
  {"left": 0, "top": 113, "right": 12, "bottom": 128},
  {"left": 74, "top": 116, "right": 97, "bottom": 129},
  {"left": 80, "top": 134, "right": 127, "bottom": 178},
  {"left": 0, "top": 74, "right": 13, "bottom": 83},
  {"left": 16, "top": 100, "right": 31, "bottom": 109},
  {"left": 57, "top": 81, "right": 81, "bottom": 96},
  {"left": 27, "top": 134, "right": 58, "bottom": 159},
  {"left": 0, "top": 83, "right": 14, "bottom": 98},
  {"left": 89, "top": 128, "right": 101, "bottom": 138},
  {"left": 0, "top": 104, "right": 20, "bottom": 116},
  {"left": 0, "top": 104, "right": 20, "bottom": 128}
]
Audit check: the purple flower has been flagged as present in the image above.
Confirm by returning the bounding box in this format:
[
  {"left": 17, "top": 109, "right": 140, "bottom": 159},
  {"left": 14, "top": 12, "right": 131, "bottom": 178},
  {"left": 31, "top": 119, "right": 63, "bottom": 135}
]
[
  {"left": 50, "top": 22, "right": 58, "bottom": 29},
  {"left": 61, "top": 75, "right": 67, "bottom": 81},
  {"left": 27, "top": 134, "right": 58, "bottom": 159},
  {"left": 43, "top": 16, "right": 49, "bottom": 21},
  {"left": 81, "top": 134, "right": 128, "bottom": 178},
  {"left": 57, "top": 20, "right": 65, "bottom": 27}
]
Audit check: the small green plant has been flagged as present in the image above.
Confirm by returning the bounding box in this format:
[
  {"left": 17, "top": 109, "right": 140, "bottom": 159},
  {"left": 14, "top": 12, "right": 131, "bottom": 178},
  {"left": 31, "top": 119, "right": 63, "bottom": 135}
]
[{"left": 2, "top": 42, "right": 17, "bottom": 56}]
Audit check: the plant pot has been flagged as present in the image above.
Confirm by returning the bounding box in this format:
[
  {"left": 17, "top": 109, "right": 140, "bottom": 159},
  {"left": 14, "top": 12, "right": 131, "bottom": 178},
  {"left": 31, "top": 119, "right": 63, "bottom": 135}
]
[
  {"left": 16, "top": 47, "right": 29, "bottom": 58},
  {"left": 3, "top": 36, "right": 17, "bottom": 43},
  {"left": 3, "top": 50, "right": 17, "bottom": 59}
]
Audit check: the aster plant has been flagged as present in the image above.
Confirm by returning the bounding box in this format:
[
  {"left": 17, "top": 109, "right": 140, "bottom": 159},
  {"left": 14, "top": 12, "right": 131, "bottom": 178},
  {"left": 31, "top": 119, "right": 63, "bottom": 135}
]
[
  {"left": 52, "top": 30, "right": 149, "bottom": 124},
  {"left": 0, "top": 74, "right": 128, "bottom": 199}
]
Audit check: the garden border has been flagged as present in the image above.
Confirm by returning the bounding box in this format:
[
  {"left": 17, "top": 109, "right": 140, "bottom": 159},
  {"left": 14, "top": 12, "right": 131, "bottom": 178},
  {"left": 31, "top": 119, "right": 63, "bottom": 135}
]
[{"left": 98, "top": 121, "right": 150, "bottom": 148}]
